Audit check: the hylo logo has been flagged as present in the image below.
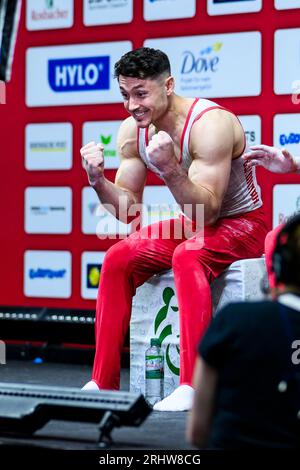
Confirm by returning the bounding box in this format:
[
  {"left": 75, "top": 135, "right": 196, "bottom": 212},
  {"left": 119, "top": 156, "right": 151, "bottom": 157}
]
[{"left": 48, "top": 56, "right": 110, "bottom": 92}]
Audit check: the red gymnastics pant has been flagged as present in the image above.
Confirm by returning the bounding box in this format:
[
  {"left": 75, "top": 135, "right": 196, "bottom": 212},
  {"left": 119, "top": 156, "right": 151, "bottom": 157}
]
[
  {"left": 92, "top": 207, "right": 267, "bottom": 390},
  {"left": 264, "top": 224, "right": 284, "bottom": 289}
]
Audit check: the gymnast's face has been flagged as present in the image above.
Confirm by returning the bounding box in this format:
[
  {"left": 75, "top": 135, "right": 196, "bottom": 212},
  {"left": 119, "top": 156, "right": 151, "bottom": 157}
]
[{"left": 118, "top": 74, "right": 174, "bottom": 128}]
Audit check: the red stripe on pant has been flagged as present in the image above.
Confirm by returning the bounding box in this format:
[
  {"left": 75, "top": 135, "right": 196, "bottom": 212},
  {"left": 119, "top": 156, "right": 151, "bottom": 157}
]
[{"left": 92, "top": 208, "right": 267, "bottom": 390}]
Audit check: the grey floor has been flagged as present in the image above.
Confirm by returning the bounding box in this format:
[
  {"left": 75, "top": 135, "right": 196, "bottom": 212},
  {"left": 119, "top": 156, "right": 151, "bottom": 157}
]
[{"left": 0, "top": 360, "right": 195, "bottom": 450}]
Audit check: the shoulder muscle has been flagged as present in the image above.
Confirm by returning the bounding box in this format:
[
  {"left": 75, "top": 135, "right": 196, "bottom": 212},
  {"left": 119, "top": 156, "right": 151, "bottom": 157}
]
[{"left": 117, "top": 116, "right": 140, "bottom": 160}]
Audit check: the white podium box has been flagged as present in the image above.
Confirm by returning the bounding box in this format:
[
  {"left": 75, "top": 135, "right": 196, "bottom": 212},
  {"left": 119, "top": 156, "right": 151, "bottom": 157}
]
[{"left": 130, "top": 257, "right": 267, "bottom": 397}]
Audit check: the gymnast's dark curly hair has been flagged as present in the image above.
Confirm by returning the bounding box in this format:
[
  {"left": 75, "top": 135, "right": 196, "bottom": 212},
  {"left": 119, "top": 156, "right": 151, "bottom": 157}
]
[{"left": 114, "top": 47, "right": 171, "bottom": 80}]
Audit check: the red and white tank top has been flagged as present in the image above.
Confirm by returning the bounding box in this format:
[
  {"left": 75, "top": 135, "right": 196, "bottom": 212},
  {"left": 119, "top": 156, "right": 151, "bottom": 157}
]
[{"left": 137, "top": 97, "right": 262, "bottom": 217}]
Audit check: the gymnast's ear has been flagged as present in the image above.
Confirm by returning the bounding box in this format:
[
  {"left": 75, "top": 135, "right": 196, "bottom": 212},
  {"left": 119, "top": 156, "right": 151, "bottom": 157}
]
[{"left": 164, "top": 75, "right": 175, "bottom": 96}]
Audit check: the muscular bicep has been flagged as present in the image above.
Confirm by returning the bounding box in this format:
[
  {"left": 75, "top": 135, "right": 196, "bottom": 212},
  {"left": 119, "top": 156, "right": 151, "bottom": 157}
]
[
  {"left": 115, "top": 117, "right": 147, "bottom": 204},
  {"left": 188, "top": 110, "right": 234, "bottom": 214},
  {"left": 188, "top": 156, "right": 231, "bottom": 209},
  {"left": 115, "top": 157, "right": 147, "bottom": 204}
]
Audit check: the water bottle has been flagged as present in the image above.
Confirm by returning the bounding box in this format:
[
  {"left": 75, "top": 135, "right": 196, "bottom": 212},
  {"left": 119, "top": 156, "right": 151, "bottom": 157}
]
[{"left": 145, "top": 338, "right": 164, "bottom": 406}]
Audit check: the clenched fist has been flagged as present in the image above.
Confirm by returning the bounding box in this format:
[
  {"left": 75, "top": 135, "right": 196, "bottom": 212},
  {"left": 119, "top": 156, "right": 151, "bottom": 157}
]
[
  {"left": 80, "top": 141, "right": 105, "bottom": 186},
  {"left": 146, "top": 131, "right": 178, "bottom": 174}
]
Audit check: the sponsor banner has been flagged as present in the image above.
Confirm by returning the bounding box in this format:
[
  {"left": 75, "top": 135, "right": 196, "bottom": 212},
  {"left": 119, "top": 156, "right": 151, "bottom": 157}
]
[
  {"left": 275, "top": 0, "right": 300, "bottom": 10},
  {"left": 207, "top": 0, "right": 262, "bottom": 15},
  {"left": 26, "top": 0, "right": 73, "bottom": 31},
  {"left": 273, "top": 184, "right": 300, "bottom": 228},
  {"left": 25, "top": 187, "right": 72, "bottom": 234},
  {"left": 143, "top": 0, "right": 196, "bottom": 21},
  {"left": 83, "top": 0, "right": 133, "bottom": 26},
  {"left": 273, "top": 114, "right": 300, "bottom": 156},
  {"left": 81, "top": 187, "right": 131, "bottom": 236},
  {"left": 82, "top": 121, "right": 122, "bottom": 169},
  {"left": 238, "top": 115, "right": 261, "bottom": 146},
  {"left": 145, "top": 32, "right": 261, "bottom": 98},
  {"left": 142, "top": 186, "right": 180, "bottom": 227},
  {"left": 26, "top": 41, "right": 132, "bottom": 107},
  {"left": 25, "top": 122, "right": 72, "bottom": 171},
  {"left": 274, "top": 28, "right": 300, "bottom": 95},
  {"left": 81, "top": 251, "right": 106, "bottom": 299},
  {"left": 24, "top": 250, "right": 72, "bottom": 298}
]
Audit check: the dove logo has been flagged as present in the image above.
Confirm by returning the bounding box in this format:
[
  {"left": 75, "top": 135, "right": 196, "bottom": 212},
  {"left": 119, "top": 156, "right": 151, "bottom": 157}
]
[
  {"left": 181, "top": 46, "right": 221, "bottom": 75},
  {"left": 48, "top": 56, "right": 110, "bottom": 92}
]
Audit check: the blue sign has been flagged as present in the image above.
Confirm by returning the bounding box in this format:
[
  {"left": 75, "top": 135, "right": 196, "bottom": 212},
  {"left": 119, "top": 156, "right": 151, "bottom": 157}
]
[
  {"left": 279, "top": 133, "right": 300, "bottom": 146},
  {"left": 29, "top": 268, "right": 67, "bottom": 279},
  {"left": 48, "top": 56, "right": 110, "bottom": 92}
]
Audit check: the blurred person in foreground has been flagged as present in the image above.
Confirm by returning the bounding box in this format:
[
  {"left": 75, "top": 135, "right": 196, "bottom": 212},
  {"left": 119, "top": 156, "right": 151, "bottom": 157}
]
[{"left": 187, "top": 213, "right": 300, "bottom": 449}]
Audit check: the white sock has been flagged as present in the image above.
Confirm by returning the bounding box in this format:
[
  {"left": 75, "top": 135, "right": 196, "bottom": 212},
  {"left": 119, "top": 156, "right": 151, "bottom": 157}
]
[
  {"left": 153, "top": 384, "right": 194, "bottom": 411},
  {"left": 81, "top": 380, "right": 100, "bottom": 392}
]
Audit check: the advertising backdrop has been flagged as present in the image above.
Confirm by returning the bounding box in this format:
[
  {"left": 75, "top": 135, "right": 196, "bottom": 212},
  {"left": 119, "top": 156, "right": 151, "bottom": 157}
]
[{"left": 0, "top": 0, "right": 299, "bottom": 310}]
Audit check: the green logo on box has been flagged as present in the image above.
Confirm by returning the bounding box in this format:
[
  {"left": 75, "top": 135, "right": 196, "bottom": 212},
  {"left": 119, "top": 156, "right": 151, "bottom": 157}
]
[{"left": 154, "top": 287, "right": 180, "bottom": 376}]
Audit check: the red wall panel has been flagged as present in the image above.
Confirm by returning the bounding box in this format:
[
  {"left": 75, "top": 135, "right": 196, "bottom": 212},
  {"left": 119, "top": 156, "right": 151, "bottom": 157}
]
[{"left": 0, "top": 0, "right": 299, "bottom": 310}]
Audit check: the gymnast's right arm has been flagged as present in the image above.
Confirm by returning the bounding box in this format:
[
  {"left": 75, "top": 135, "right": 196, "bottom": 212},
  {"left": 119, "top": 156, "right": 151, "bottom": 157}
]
[{"left": 80, "top": 117, "right": 147, "bottom": 223}]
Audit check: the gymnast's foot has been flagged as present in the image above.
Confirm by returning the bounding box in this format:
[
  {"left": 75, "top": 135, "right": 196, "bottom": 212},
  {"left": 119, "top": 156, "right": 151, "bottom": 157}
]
[
  {"left": 81, "top": 380, "right": 100, "bottom": 392},
  {"left": 153, "top": 384, "right": 194, "bottom": 411}
]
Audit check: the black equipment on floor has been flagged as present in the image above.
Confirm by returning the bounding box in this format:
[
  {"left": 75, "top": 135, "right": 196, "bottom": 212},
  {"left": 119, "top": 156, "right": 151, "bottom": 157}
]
[
  {"left": 0, "top": 382, "right": 152, "bottom": 447},
  {"left": 0, "top": 306, "right": 95, "bottom": 344}
]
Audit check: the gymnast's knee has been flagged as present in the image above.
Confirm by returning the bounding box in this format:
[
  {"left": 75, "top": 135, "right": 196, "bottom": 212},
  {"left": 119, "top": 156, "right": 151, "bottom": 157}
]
[
  {"left": 101, "top": 239, "right": 133, "bottom": 274},
  {"left": 172, "top": 242, "right": 202, "bottom": 271}
]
